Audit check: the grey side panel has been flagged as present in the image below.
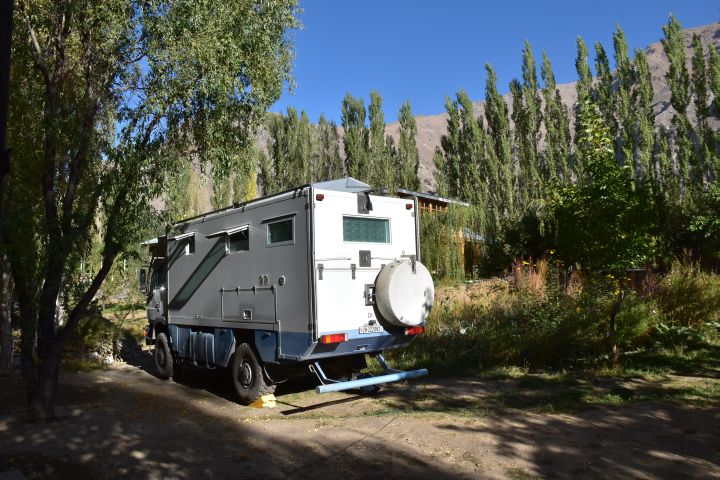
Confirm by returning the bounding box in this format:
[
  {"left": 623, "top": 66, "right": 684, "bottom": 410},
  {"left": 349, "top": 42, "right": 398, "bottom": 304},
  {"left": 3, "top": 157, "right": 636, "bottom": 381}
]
[{"left": 166, "top": 191, "right": 313, "bottom": 362}]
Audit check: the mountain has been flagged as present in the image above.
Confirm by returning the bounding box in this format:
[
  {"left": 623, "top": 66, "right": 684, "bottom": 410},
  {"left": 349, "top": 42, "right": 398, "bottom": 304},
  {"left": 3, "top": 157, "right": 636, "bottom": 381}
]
[{"left": 381, "top": 22, "right": 720, "bottom": 193}]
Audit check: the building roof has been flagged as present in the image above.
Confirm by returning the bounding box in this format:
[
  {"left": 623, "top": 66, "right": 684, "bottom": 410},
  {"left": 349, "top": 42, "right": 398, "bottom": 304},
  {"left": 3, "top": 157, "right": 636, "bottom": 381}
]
[
  {"left": 395, "top": 188, "right": 470, "bottom": 207},
  {"left": 313, "top": 177, "right": 371, "bottom": 193}
]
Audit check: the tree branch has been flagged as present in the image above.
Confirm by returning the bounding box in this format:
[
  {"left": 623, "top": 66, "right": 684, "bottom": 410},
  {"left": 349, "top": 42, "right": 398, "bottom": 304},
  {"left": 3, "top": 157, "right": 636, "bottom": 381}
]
[
  {"left": 55, "top": 246, "right": 118, "bottom": 349},
  {"left": 18, "top": 0, "right": 49, "bottom": 84}
]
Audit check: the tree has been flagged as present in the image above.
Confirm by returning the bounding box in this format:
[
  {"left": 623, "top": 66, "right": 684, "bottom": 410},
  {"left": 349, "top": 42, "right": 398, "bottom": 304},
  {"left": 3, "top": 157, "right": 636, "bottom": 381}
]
[
  {"left": 316, "top": 114, "right": 343, "bottom": 181},
  {"left": 593, "top": 42, "right": 615, "bottom": 136},
  {"left": 456, "top": 90, "right": 487, "bottom": 207},
  {"left": 368, "top": 91, "right": 390, "bottom": 189},
  {"left": 397, "top": 101, "right": 420, "bottom": 190},
  {"left": 634, "top": 49, "right": 656, "bottom": 186},
  {"left": 551, "top": 102, "right": 655, "bottom": 365},
  {"left": 341, "top": 93, "right": 369, "bottom": 181},
  {"left": 662, "top": 15, "right": 694, "bottom": 189},
  {"left": 266, "top": 107, "right": 314, "bottom": 193},
  {"left": 433, "top": 146, "right": 448, "bottom": 196},
  {"left": 691, "top": 34, "right": 714, "bottom": 178},
  {"left": 511, "top": 40, "right": 542, "bottom": 207},
  {"left": 574, "top": 36, "right": 593, "bottom": 153},
  {"left": 612, "top": 26, "right": 636, "bottom": 173},
  {"left": 709, "top": 44, "right": 720, "bottom": 117},
  {"left": 541, "top": 51, "right": 571, "bottom": 182},
  {"left": 6, "top": 0, "right": 299, "bottom": 421},
  {"left": 484, "top": 64, "right": 515, "bottom": 217},
  {"left": 440, "top": 95, "right": 462, "bottom": 198}
]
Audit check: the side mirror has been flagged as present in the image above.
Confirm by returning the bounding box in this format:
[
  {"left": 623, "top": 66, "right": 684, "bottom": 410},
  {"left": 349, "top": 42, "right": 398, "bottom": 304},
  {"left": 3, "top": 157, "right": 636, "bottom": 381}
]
[{"left": 139, "top": 268, "right": 148, "bottom": 294}]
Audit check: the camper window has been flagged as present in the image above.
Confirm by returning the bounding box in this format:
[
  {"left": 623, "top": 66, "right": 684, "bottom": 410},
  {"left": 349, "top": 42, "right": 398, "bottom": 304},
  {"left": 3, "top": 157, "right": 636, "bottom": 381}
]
[
  {"left": 343, "top": 216, "right": 390, "bottom": 243},
  {"left": 267, "top": 218, "right": 293, "bottom": 245},
  {"left": 183, "top": 236, "right": 195, "bottom": 255},
  {"left": 227, "top": 229, "right": 249, "bottom": 253}
]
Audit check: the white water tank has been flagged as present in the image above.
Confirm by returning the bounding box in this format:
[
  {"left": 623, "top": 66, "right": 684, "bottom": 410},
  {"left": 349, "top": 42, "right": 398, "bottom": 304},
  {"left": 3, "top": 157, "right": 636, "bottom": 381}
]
[{"left": 374, "top": 259, "right": 434, "bottom": 327}]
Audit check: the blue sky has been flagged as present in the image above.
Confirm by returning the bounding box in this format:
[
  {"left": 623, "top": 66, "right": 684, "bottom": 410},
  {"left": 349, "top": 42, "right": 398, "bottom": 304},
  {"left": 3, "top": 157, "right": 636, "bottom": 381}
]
[{"left": 271, "top": 1, "right": 719, "bottom": 124}]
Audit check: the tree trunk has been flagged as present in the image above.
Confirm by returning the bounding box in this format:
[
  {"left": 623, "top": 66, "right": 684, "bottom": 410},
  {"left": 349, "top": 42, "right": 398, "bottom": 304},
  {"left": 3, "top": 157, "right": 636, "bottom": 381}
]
[
  {"left": 609, "top": 289, "right": 624, "bottom": 367},
  {"left": 0, "top": 260, "right": 12, "bottom": 370},
  {"left": 25, "top": 351, "right": 60, "bottom": 421}
]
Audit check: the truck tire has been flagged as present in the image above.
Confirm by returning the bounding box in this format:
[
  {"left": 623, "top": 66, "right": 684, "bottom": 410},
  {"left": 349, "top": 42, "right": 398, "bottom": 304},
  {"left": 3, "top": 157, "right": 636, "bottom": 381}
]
[
  {"left": 230, "top": 343, "right": 275, "bottom": 405},
  {"left": 154, "top": 332, "right": 174, "bottom": 380}
]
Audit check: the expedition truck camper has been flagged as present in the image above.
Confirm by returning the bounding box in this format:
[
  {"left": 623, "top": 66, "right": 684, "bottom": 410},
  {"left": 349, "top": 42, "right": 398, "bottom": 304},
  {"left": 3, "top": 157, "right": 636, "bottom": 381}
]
[{"left": 140, "top": 177, "right": 434, "bottom": 404}]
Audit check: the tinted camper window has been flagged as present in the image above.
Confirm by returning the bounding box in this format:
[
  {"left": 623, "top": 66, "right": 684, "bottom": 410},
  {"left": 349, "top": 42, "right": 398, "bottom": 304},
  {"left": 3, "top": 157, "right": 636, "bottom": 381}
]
[
  {"left": 343, "top": 217, "right": 390, "bottom": 243},
  {"left": 267, "top": 219, "right": 293, "bottom": 245},
  {"left": 227, "top": 229, "right": 249, "bottom": 253},
  {"left": 183, "top": 236, "right": 195, "bottom": 255}
]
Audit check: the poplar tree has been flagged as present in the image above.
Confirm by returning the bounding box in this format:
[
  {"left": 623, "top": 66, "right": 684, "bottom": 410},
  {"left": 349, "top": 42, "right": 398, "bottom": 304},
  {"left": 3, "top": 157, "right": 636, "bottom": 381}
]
[
  {"left": 397, "top": 101, "right": 420, "bottom": 190},
  {"left": 691, "top": 34, "right": 712, "bottom": 172},
  {"left": 709, "top": 44, "right": 720, "bottom": 117},
  {"left": 708, "top": 44, "right": 720, "bottom": 177},
  {"left": 594, "top": 42, "right": 615, "bottom": 136},
  {"left": 541, "top": 52, "right": 571, "bottom": 181},
  {"left": 433, "top": 146, "right": 448, "bottom": 196},
  {"left": 613, "top": 26, "right": 636, "bottom": 173},
  {"left": 457, "top": 90, "right": 486, "bottom": 206},
  {"left": 574, "top": 36, "right": 593, "bottom": 147},
  {"left": 518, "top": 40, "right": 542, "bottom": 203},
  {"left": 317, "top": 114, "right": 343, "bottom": 181},
  {"left": 368, "top": 91, "right": 389, "bottom": 189},
  {"left": 634, "top": 49, "right": 656, "bottom": 186},
  {"left": 662, "top": 15, "right": 694, "bottom": 189},
  {"left": 267, "top": 107, "right": 313, "bottom": 191},
  {"left": 440, "top": 96, "right": 462, "bottom": 198},
  {"left": 511, "top": 79, "right": 531, "bottom": 207},
  {"left": 341, "top": 93, "right": 369, "bottom": 181},
  {"left": 296, "top": 110, "right": 314, "bottom": 184},
  {"left": 484, "top": 64, "right": 515, "bottom": 217}
]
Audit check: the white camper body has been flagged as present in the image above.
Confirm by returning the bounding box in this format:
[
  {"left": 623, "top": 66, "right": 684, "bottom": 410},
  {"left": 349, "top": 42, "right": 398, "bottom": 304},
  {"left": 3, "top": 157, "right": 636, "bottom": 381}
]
[{"left": 141, "top": 178, "right": 433, "bottom": 404}]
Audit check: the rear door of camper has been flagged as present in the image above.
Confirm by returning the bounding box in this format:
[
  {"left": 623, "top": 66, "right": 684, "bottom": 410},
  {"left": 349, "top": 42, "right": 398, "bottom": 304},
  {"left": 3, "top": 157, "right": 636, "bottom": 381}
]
[{"left": 313, "top": 189, "right": 417, "bottom": 340}]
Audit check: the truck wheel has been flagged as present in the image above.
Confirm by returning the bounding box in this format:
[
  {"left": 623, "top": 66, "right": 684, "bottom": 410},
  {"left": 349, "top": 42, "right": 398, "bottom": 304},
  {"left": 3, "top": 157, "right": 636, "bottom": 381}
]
[
  {"left": 154, "top": 332, "right": 174, "bottom": 379},
  {"left": 230, "top": 343, "right": 275, "bottom": 405}
]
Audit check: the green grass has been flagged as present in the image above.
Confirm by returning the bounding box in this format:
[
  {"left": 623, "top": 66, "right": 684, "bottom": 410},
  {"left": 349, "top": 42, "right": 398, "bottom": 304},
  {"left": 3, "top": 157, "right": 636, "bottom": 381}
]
[{"left": 60, "top": 357, "right": 106, "bottom": 372}]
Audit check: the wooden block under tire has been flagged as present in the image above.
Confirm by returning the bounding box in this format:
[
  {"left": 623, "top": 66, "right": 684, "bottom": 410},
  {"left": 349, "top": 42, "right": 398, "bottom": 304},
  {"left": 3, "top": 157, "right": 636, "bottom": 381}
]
[{"left": 249, "top": 394, "right": 276, "bottom": 409}]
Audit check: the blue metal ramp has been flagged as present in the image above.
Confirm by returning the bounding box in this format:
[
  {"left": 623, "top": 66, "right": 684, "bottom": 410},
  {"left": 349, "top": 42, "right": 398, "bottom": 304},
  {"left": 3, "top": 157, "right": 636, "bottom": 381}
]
[{"left": 311, "top": 353, "right": 428, "bottom": 394}]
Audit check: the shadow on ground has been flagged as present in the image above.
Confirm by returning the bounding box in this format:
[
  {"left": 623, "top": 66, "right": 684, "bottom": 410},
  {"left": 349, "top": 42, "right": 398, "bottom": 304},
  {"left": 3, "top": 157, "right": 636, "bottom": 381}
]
[
  {"left": 0, "top": 368, "right": 464, "bottom": 480},
  {"left": 438, "top": 402, "right": 720, "bottom": 479}
]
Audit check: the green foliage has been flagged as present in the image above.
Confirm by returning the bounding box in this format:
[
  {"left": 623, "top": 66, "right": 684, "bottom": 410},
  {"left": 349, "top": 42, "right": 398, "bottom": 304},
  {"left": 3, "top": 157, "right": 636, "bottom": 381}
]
[
  {"left": 368, "top": 91, "right": 392, "bottom": 190},
  {"left": 420, "top": 205, "right": 484, "bottom": 281},
  {"left": 316, "top": 114, "right": 344, "bottom": 181},
  {"left": 551, "top": 102, "right": 656, "bottom": 272},
  {"left": 264, "top": 107, "right": 314, "bottom": 194},
  {"left": 7, "top": 0, "right": 300, "bottom": 418},
  {"left": 484, "top": 64, "right": 515, "bottom": 218},
  {"left": 397, "top": 101, "right": 420, "bottom": 190},
  {"left": 341, "top": 93, "right": 370, "bottom": 181},
  {"left": 709, "top": 43, "right": 720, "bottom": 117},
  {"left": 540, "top": 52, "right": 571, "bottom": 182},
  {"left": 390, "top": 260, "right": 720, "bottom": 374},
  {"left": 687, "top": 183, "right": 720, "bottom": 258},
  {"left": 658, "top": 259, "right": 720, "bottom": 328}
]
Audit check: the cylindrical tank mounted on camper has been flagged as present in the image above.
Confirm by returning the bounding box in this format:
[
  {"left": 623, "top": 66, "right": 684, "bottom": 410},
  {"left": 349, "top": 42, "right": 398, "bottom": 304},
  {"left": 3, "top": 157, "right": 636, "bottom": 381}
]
[{"left": 139, "top": 178, "right": 433, "bottom": 405}]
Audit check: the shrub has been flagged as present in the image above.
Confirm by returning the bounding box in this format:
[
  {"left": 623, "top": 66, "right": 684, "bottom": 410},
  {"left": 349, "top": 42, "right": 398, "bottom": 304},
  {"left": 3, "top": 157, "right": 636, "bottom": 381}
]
[{"left": 658, "top": 259, "right": 720, "bottom": 328}]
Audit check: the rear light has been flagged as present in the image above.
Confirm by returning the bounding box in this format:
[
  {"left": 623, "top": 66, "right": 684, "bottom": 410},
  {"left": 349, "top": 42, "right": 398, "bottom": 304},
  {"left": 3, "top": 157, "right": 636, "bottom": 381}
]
[
  {"left": 405, "top": 326, "right": 425, "bottom": 336},
  {"left": 406, "top": 203, "right": 413, "bottom": 210},
  {"left": 320, "top": 333, "right": 347, "bottom": 344},
  {"left": 316, "top": 193, "right": 325, "bottom": 201}
]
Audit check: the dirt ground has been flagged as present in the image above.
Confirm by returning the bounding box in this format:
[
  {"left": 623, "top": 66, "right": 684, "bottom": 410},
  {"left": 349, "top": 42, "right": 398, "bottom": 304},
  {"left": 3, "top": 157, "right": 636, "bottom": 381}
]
[{"left": 1, "top": 353, "right": 719, "bottom": 480}]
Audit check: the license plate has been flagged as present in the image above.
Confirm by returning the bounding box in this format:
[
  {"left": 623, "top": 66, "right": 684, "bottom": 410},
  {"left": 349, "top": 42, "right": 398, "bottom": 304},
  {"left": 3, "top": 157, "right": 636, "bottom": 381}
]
[{"left": 359, "top": 325, "right": 383, "bottom": 334}]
